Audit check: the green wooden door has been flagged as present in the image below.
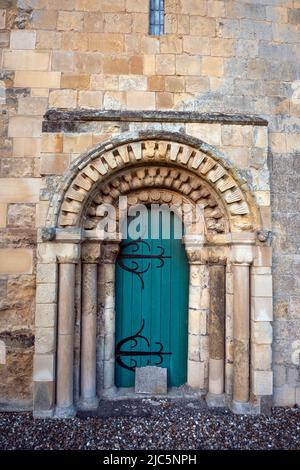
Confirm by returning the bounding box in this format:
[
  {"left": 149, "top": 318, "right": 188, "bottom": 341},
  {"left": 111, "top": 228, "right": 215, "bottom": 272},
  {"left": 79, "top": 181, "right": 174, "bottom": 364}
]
[{"left": 115, "top": 209, "right": 189, "bottom": 388}]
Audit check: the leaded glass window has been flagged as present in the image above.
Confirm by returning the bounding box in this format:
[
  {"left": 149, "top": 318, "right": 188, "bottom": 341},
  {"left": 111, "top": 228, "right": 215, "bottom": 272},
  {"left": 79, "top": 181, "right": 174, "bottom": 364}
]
[{"left": 149, "top": 0, "right": 165, "bottom": 36}]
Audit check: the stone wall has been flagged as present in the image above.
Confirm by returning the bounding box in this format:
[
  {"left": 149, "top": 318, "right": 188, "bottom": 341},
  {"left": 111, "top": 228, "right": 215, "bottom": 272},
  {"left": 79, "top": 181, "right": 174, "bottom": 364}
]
[{"left": 0, "top": 0, "right": 299, "bottom": 407}]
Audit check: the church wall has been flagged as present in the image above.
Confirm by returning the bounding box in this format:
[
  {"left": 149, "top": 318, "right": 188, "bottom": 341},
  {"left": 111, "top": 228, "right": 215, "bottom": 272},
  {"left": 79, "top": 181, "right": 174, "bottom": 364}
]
[{"left": 0, "top": 0, "right": 299, "bottom": 407}]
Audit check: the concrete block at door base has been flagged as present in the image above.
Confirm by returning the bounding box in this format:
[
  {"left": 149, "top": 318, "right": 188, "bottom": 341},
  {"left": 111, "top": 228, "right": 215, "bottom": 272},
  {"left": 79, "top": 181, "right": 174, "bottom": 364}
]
[{"left": 135, "top": 366, "right": 167, "bottom": 395}]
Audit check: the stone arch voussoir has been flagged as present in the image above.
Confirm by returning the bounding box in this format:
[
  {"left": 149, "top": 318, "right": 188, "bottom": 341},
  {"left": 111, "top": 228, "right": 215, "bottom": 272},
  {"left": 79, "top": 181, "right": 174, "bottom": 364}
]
[{"left": 45, "top": 131, "right": 261, "bottom": 235}]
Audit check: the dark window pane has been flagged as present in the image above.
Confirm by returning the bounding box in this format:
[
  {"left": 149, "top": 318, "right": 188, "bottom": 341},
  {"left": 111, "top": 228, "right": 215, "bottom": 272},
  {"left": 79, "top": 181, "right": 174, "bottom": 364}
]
[{"left": 149, "top": 0, "right": 164, "bottom": 35}]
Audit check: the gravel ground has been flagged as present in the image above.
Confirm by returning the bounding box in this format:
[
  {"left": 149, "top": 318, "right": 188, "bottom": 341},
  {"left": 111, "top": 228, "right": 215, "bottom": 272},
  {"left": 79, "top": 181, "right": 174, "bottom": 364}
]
[{"left": 0, "top": 399, "right": 299, "bottom": 450}]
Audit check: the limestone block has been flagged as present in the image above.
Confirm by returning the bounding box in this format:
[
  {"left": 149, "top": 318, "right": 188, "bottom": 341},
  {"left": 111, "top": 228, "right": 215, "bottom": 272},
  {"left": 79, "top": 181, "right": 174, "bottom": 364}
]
[
  {"left": 61, "top": 73, "right": 90, "bottom": 89},
  {"left": 14, "top": 71, "right": 61, "bottom": 89},
  {"left": 274, "top": 385, "right": 296, "bottom": 406},
  {"left": 200, "top": 335, "right": 209, "bottom": 362},
  {"left": 296, "top": 388, "right": 300, "bottom": 406},
  {"left": 186, "top": 123, "right": 221, "bottom": 146},
  {"left": 254, "top": 246, "right": 272, "bottom": 267},
  {"left": 57, "top": 11, "right": 84, "bottom": 31},
  {"left": 221, "top": 125, "right": 245, "bottom": 146},
  {"left": 188, "top": 333, "right": 200, "bottom": 361},
  {"left": 7, "top": 203, "right": 35, "bottom": 228},
  {"left": 104, "top": 13, "right": 132, "bottom": 33},
  {"left": 36, "top": 283, "right": 57, "bottom": 304},
  {"left": 189, "top": 285, "right": 201, "bottom": 309},
  {"left": 35, "top": 327, "right": 56, "bottom": 354},
  {"left": 0, "top": 203, "right": 7, "bottom": 227},
  {"left": 35, "top": 303, "right": 57, "bottom": 328},
  {"left": 41, "top": 134, "right": 63, "bottom": 153},
  {"left": 13, "top": 137, "right": 41, "bottom": 158},
  {"left": 33, "top": 381, "right": 54, "bottom": 413},
  {"left": 187, "top": 360, "right": 205, "bottom": 389},
  {"left": 190, "top": 16, "right": 216, "bottom": 36},
  {"left": 33, "top": 354, "right": 55, "bottom": 382},
  {"left": 78, "top": 90, "right": 103, "bottom": 108},
  {"left": 286, "top": 134, "right": 300, "bottom": 153},
  {"left": 49, "top": 89, "right": 77, "bottom": 109},
  {"left": 10, "top": 30, "right": 36, "bottom": 49},
  {"left": 190, "top": 264, "right": 202, "bottom": 286},
  {"left": 255, "top": 191, "right": 270, "bottom": 206},
  {"left": 40, "top": 153, "right": 70, "bottom": 176},
  {"left": 3, "top": 51, "right": 49, "bottom": 71},
  {"left": 63, "top": 133, "right": 93, "bottom": 153},
  {"left": 165, "top": 76, "right": 185, "bottom": 92},
  {"left": 0, "top": 9, "right": 5, "bottom": 29},
  {"left": 251, "top": 344, "right": 272, "bottom": 370},
  {"left": 37, "top": 263, "right": 58, "bottom": 284},
  {"left": 251, "top": 296, "right": 273, "bottom": 322},
  {"left": 0, "top": 340, "right": 6, "bottom": 365},
  {"left": 156, "top": 55, "right": 175, "bottom": 75},
  {"left": 252, "top": 371, "right": 273, "bottom": 395},
  {"left": 202, "top": 57, "right": 224, "bottom": 77},
  {"left": 183, "top": 36, "right": 210, "bottom": 55},
  {"left": 127, "top": 91, "right": 155, "bottom": 110},
  {"left": 176, "top": 55, "right": 201, "bottom": 76},
  {"left": 91, "top": 74, "right": 119, "bottom": 91},
  {"left": 185, "top": 77, "right": 209, "bottom": 93},
  {"left": 189, "top": 309, "right": 207, "bottom": 335},
  {"left": 270, "top": 133, "right": 287, "bottom": 153},
  {"left": 251, "top": 274, "right": 272, "bottom": 297},
  {"left": 273, "top": 365, "right": 286, "bottom": 388},
  {"left": 8, "top": 117, "right": 42, "bottom": 138},
  {"left": 254, "top": 127, "right": 268, "bottom": 149},
  {"left": 104, "top": 333, "right": 115, "bottom": 361},
  {"left": 0, "top": 249, "right": 33, "bottom": 274},
  {"left": 252, "top": 321, "right": 272, "bottom": 345}
]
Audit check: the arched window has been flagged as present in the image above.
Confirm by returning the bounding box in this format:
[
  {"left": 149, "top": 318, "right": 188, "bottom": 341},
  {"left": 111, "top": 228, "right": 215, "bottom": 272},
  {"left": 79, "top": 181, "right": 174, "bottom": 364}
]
[{"left": 149, "top": 0, "right": 165, "bottom": 36}]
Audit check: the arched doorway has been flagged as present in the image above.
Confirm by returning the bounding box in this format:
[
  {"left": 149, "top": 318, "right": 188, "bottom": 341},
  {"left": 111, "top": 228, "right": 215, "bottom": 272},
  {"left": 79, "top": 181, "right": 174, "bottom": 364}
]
[
  {"left": 33, "top": 131, "right": 272, "bottom": 418},
  {"left": 115, "top": 209, "right": 189, "bottom": 388}
]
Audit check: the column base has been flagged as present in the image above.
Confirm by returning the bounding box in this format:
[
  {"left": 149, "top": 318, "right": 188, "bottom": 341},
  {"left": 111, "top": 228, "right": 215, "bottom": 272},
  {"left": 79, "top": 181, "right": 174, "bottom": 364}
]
[
  {"left": 55, "top": 404, "right": 76, "bottom": 418},
  {"left": 78, "top": 396, "right": 99, "bottom": 410},
  {"left": 230, "top": 400, "right": 260, "bottom": 415},
  {"left": 33, "top": 409, "right": 54, "bottom": 419},
  {"left": 101, "top": 386, "right": 118, "bottom": 398},
  {"left": 205, "top": 392, "right": 228, "bottom": 408}
]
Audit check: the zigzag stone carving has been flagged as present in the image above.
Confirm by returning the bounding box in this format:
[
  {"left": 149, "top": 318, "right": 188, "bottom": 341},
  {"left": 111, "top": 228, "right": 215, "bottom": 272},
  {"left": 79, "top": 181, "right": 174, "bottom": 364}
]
[{"left": 57, "top": 139, "right": 252, "bottom": 231}]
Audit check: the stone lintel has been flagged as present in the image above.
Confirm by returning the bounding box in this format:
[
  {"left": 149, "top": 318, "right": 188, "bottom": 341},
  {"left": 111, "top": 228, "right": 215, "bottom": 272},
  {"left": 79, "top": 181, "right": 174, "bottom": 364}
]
[{"left": 43, "top": 109, "right": 268, "bottom": 133}]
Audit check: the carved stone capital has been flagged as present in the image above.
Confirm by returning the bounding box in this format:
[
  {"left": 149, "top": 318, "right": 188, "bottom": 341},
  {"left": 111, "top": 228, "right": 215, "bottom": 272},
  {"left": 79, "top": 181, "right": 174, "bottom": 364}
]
[
  {"left": 183, "top": 235, "right": 208, "bottom": 264},
  {"left": 56, "top": 243, "right": 81, "bottom": 264},
  {"left": 81, "top": 241, "right": 101, "bottom": 264},
  {"left": 230, "top": 244, "right": 254, "bottom": 266},
  {"left": 101, "top": 240, "right": 121, "bottom": 264}
]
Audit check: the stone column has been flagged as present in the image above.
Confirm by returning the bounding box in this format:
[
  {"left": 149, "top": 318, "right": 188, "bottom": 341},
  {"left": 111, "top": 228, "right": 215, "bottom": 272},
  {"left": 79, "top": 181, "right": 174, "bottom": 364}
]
[
  {"left": 79, "top": 241, "right": 101, "bottom": 409},
  {"left": 101, "top": 240, "right": 120, "bottom": 395},
  {"left": 183, "top": 235, "right": 209, "bottom": 391},
  {"left": 56, "top": 243, "right": 81, "bottom": 417},
  {"left": 208, "top": 263, "right": 226, "bottom": 396},
  {"left": 231, "top": 243, "right": 254, "bottom": 411}
]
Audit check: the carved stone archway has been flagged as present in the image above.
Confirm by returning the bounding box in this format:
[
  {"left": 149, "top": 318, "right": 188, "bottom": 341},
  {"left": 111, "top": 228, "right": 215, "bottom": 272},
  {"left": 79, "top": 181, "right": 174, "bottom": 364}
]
[{"left": 33, "top": 131, "right": 272, "bottom": 417}]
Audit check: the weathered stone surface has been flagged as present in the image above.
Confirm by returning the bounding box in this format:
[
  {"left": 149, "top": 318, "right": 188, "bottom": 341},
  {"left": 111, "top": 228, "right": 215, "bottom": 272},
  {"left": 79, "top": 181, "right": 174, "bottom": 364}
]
[
  {"left": 0, "top": 249, "right": 33, "bottom": 274},
  {"left": 135, "top": 366, "right": 167, "bottom": 395},
  {"left": 0, "top": 0, "right": 299, "bottom": 412}
]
